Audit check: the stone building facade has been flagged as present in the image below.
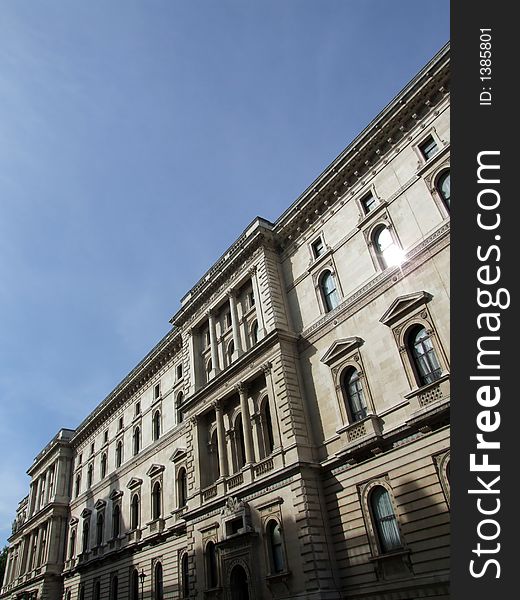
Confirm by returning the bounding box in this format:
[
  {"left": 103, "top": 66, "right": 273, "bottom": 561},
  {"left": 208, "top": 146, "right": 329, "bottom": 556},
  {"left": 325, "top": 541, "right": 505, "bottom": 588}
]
[{"left": 1, "top": 44, "right": 450, "bottom": 600}]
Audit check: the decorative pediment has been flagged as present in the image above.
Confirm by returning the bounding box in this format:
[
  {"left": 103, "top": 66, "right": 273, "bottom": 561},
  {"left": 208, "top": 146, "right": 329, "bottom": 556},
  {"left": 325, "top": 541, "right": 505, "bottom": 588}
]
[
  {"left": 146, "top": 464, "right": 165, "bottom": 478},
  {"left": 379, "top": 291, "right": 433, "bottom": 327},
  {"left": 126, "top": 477, "right": 143, "bottom": 490},
  {"left": 169, "top": 447, "right": 187, "bottom": 463},
  {"left": 94, "top": 499, "right": 106, "bottom": 510},
  {"left": 109, "top": 489, "right": 123, "bottom": 501},
  {"left": 321, "top": 337, "right": 364, "bottom": 366},
  {"left": 80, "top": 508, "right": 92, "bottom": 518},
  {"left": 69, "top": 517, "right": 79, "bottom": 526}
]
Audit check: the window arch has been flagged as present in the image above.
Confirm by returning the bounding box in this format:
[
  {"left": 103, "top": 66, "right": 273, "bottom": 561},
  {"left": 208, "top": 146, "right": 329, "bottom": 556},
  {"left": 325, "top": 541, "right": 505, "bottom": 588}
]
[
  {"left": 407, "top": 325, "right": 442, "bottom": 386},
  {"left": 369, "top": 486, "right": 403, "bottom": 553},
  {"left": 133, "top": 427, "right": 140, "bottom": 456},
  {"left": 115, "top": 440, "right": 123, "bottom": 468},
  {"left": 81, "top": 519, "right": 90, "bottom": 553},
  {"left": 110, "top": 575, "right": 118, "bottom": 600},
  {"left": 152, "top": 481, "right": 162, "bottom": 520},
  {"left": 153, "top": 410, "right": 161, "bottom": 441},
  {"left": 181, "top": 553, "right": 189, "bottom": 599},
  {"left": 154, "top": 561, "right": 164, "bottom": 600},
  {"left": 342, "top": 367, "right": 368, "bottom": 422},
  {"left": 100, "top": 453, "right": 107, "bottom": 479},
  {"left": 177, "top": 467, "right": 188, "bottom": 508},
  {"left": 319, "top": 270, "right": 340, "bottom": 312},
  {"left": 205, "top": 541, "right": 218, "bottom": 589},
  {"left": 436, "top": 170, "right": 450, "bottom": 211},
  {"left": 131, "top": 494, "right": 140, "bottom": 530},
  {"left": 266, "top": 519, "right": 285, "bottom": 574},
  {"left": 373, "top": 225, "right": 402, "bottom": 269},
  {"left": 112, "top": 504, "right": 121, "bottom": 538}
]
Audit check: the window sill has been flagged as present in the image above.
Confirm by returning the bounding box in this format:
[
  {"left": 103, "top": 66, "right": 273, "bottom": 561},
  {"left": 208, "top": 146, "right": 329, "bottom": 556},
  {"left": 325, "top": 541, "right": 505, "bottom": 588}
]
[{"left": 336, "top": 414, "right": 383, "bottom": 448}]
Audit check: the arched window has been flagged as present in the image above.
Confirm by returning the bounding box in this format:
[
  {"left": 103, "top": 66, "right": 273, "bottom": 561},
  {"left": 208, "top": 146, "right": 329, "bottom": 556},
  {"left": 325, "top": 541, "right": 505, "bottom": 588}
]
[
  {"left": 319, "top": 270, "right": 340, "bottom": 312},
  {"left": 110, "top": 575, "right": 118, "bottom": 600},
  {"left": 374, "top": 225, "right": 402, "bottom": 269},
  {"left": 260, "top": 397, "right": 275, "bottom": 457},
  {"left": 79, "top": 585, "right": 85, "bottom": 600},
  {"left": 75, "top": 474, "right": 81, "bottom": 498},
  {"left": 133, "top": 427, "right": 140, "bottom": 456},
  {"left": 251, "top": 321, "right": 259, "bottom": 345},
  {"left": 82, "top": 519, "right": 90, "bottom": 553},
  {"left": 116, "top": 440, "right": 123, "bottom": 468},
  {"left": 205, "top": 541, "right": 218, "bottom": 589},
  {"left": 227, "top": 340, "right": 235, "bottom": 365},
  {"left": 131, "top": 568, "right": 139, "bottom": 600},
  {"left": 407, "top": 325, "right": 442, "bottom": 385},
  {"left": 178, "top": 467, "right": 188, "bottom": 508},
  {"left": 437, "top": 170, "right": 450, "bottom": 210},
  {"left": 266, "top": 520, "right": 285, "bottom": 574},
  {"left": 181, "top": 553, "right": 189, "bottom": 599},
  {"left": 370, "top": 486, "right": 402, "bottom": 553},
  {"left": 177, "top": 392, "right": 184, "bottom": 424},
  {"left": 131, "top": 494, "right": 140, "bottom": 530},
  {"left": 154, "top": 561, "right": 164, "bottom": 600},
  {"left": 69, "top": 529, "right": 76, "bottom": 558},
  {"left": 112, "top": 504, "right": 120, "bottom": 538},
  {"left": 96, "top": 513, "right": 104, "bottom": 546},
  {"left": 93, "top": 581, "right": 101, "bottom": 600},
  {"left": 87, "top": 464, "right": 93, "bottom": 488},
  {"left": 152, "top": 481, "right": 162, "bottom": 520},
  {"left": 209, "top": 429, "right": 220, "bottom": 484},
  {"left": 234, "top": 413, "right": 246, "bottom": 471},
  {"left": 153, "top": 411, "right": 161, "bottom": 441},
  {"left": 206, "top": 359, "right": 212, "bottom": 382},
  {"left": 100, "top": 453, "right": 107, "bottom": 479},
  {"left": 342, "top": 368, "right": 368, "bottom": 422},
  {"left": 229, "top": 564, "right": 249, "bottom": 600}
]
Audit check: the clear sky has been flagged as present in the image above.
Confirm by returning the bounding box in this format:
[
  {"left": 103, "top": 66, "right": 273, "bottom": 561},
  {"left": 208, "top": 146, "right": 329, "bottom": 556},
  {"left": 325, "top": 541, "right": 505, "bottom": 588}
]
[{"left": 0, "top": 0, "right": 449, "bottom": 547}]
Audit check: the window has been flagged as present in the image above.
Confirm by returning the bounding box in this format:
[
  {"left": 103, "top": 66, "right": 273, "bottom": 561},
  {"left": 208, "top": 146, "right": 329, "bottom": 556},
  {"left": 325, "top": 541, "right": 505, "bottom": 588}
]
[
  {"left": 131, "top": 494, "right": 140, "bottom": 530},
  {"left": 342, "top": 368, "right": 368, "bottom": 422},
  {"left": 407, "top": 325, "right": 442, "bottom": 386},
  {"left": 319, "top": 270, "right": 340, "bottom": 312},
  {"left": 251, "top": 321, "right": 259, "bottom": 345},
  {"left": 110, "top": 575, "right": 118, "bottom": 600},
  {"left": 259, "top": 397, "right": 275, "bottom": 458},
  {"left": 225, "top": 311, "right": 232, "bottom": 329},
  {"left": 118, "top": 417, "right": 124, "bottom": 431},
  {"left": 82, "top": 519, "right": 90, "bottom": 553},
  {"left": 370, "top": 486, "right": 402, "bottom": 553},
  {"left": 103, "top": 430, "right": 109, "bottom": 444},
  {"left": 247, "top": 289, "right": 255, "bottom": 308},
  {"left": 87, "top": 464, "right": 93, "bottom": 489},
  {"left": 152, "top": 481, "right": 162, "bottom": 520},
  {"left": 154, "top": 383, "right": 161, "bottom": 400},
  {"left": 178, "top": 467, "right": 188, "bottom": 508},
  {"left": 419, "top": 135, "right": 438, "bottom": 160},
  {"left": 266, "top": 520, "right": 285, "bottom": 574},
  {"left": 437, "top": 170, "right": 450, "bottom": 210},
  {"left": 112, "top": 504, "right": 120, "bottom": 538},
  {"left": 311, "top": 237, "right": 325, "bottom": 258},
  {"left": 181, "top": 553, "right": 189, "bottom": 599},
  {"left": 177, "top": 363, "right": 183, "bottom": 380},
  {"left": 96, "top": 513, "right": 104, "bottom": 547},
  {"left": 90, "top": 442, "right": 95, "bottom": 455},
  {"left": 135, "top": 401, "right": 141, "bottom": 416},
  {"left": 177, "top": 392, "right": 184, "bottom": 424},
  {"left": 373, "top": 225, "right": 402, "bottom": 269},
  {"left": 130, "top": 569, "right": 139, "bottom": 600},
  {"left": 115, "top": 440, "right": 123, "bottom": 468},
  {"left": 133, "top": 427, "right": 140, "bottom": 456},
  {"left": 78, "top": 453, "right": 83, "bottom": 467},
  {"left": 48, "top": 466, "right": 55, "bottom": 498},
  {"left": 206, "top": 359, "right": 212, "bottom": 382},
  {"left": 203, "top": 328, "right": 210, "bottom": 348},
  {"left": 234, "top": 413, "right": 246, "bottom": 471},
  {"left": 205, "top": 541, "right": 218, "bottom": 589},
  {"left": 361, "top": 193, "right": 377, "bottom": 214},
  {"left": 79, "top": 584, "right": 85, "bottom": 600},
  {"left": 69, "top": 529, "right": 76, "bottom": 558},
  {"left": 100, "top": 453, "right": 107, "bottom": 479},
  {"left": 154, "top": 562, "right": 164, "bottom": 600},
  {"left": 227, "top": 340, "right": 235, "bottom": 365},
  {"left": 75, "top": 475, "right": 81, "bottom": 498},
  {"left": 208, "top": 429, "right": 220, "bottom": 484},
  {"left": 153, "top": 410, "right": 161, "bottom": 441},
  {"left": 93, "top": 581, "right": 100, "bottom": 600}
]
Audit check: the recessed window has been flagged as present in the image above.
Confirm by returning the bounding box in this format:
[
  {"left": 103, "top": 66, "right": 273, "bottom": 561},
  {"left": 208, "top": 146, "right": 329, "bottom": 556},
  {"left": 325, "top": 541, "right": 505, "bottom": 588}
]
[
  {"left": 100, "top": 453, "right": 107, "bottom": 479},
  {"left": 247, "top": 289, "right": 255, "bottom": 308},
  {"left": 78, "top": 454, "right": 83, "bottom": 467},
  {"left": 133, "top": 427, "right": 140, "bottom": 455},
  {"left": 319, "top": 270, "right": 340, "bottom": 313},
  {"left": 205, "top": 541, "right": 218, "bottom": 589},
  {"left": 152, "top": 481, "right": 162, "bottom": 520},
  {"left": 437, "top": 170, "right": 450, "bottom": 210},
  {"left": 135, "top": 401, "right": 141, "bottom": 416},
  {"left": 361, "top": 193, "right": 377, "bottom": 214},
  {"left": 103, "top": 430, "right": 109, "bottom": 444},
  {"left": 90, "top": 442, "right": 95, "bottom": 456},
  {"left": 153, "top": 410, "right": 161, "bottom": 441},
  {"left": 96, "top": 513, "right": 104, "bottom": 547},
  {"left": 373, "top": 226, "right": 403, "bottom": 269},
  {"left": 267, "top": 520, "right": 285, "bottom": 574},
  {"left": 154, "top": 383, "right": 161, "bottom": 400},
  {"left": 311, "top": 237, "right": 325, "bottom": 258},
  {"left": 115, "top": 440, "right": 123, "bottom": 468},
  {"left": 112, "top": 504, "right": 121, "bottom": 538},
  {"left": 370, "top": 486, "right": 403, "bottom": 553},
  {"left": 118, "top": 417, "right": 124, "bottom": 431},
  {"left": 342, "top": 368, "right": 368, "bottom": 422},
  {"left": 407, "top": 325, "right": 442, "bottom": 386},
  {"left": 203, "top": 328, "right": 210, "bottom": 348},
  {"left": 419, "top": 135, "right": 438, "bottom": 160},
  {"left": 87, "top": 464, "right": 93, "bottom": 488},
  {"left": 225, "top": 311, "right": 232, "bottom": 329},
  {"left": 131, "top": 494, "right": 140, "bottom": 530},
  {"left": 176, "top": 363, "right": 183, "bottom": 380}
]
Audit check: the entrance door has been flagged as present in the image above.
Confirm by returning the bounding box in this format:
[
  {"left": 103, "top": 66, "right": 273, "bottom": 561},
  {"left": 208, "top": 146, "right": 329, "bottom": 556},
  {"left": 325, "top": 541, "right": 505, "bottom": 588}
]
[{"left": 230, "top": 565, "right": 250, "bottom": 600}]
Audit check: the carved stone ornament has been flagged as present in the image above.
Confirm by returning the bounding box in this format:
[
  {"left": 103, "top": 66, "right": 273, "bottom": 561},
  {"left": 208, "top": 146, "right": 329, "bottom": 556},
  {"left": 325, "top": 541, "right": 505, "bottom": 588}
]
[{"left": 221, "top": 496, "right": 246, "bottom": 516}]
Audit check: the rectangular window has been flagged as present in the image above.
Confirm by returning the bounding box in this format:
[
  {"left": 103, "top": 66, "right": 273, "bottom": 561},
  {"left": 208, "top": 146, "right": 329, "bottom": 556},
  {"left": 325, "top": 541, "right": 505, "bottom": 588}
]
[
  {"left": 154, "top": 383, "right": 161, "bottom": 400},
  {"left": 103, "top": 430, "right": 109, "bottom": 444},
  {"left": 118, "top": 417, "right": 124, "bottom": 431},
  {"left": 176, "top": 364, "right": 183, "bottom": 380},
  {"left": 135, "top": 401, "right": 141, "bottom": 416},
  {"left": 311, "top": 238, "right": 325, "bottom": 258},
  {"left": 419, "top": 136, "right": 438, "bottom": 160},
  {"left": 225, "top": 312, "right": 232, "bottom": 328},
  {"left": 90, "top": 443, "right": 95, "bottom": 456},
  {"left": 361, "top": 193, "right": 377, "bottom": 214}
]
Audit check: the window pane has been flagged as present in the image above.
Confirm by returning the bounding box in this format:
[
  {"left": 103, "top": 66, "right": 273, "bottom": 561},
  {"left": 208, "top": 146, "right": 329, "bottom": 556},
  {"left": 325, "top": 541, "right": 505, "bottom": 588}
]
[
  {"left": 371, "top": 487, "right": 402, "bottom": 552},
  {"left": 345, "top": 370, "right": 367, "bottom": 421},
  {"left": 438, "top": 172, "right": 450, "bottom": 208}
]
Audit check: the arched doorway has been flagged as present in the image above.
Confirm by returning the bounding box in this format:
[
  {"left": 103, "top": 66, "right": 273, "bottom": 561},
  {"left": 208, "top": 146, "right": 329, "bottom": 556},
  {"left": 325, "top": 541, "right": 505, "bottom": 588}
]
[{"left": 230, "top": 564, "right": 249, "bottom": 600}]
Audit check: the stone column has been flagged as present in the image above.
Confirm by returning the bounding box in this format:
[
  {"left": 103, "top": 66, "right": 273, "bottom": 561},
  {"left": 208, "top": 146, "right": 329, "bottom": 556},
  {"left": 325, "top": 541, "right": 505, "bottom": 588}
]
[
  {"left": 213, "top": 401, "right": 228, "bottom": 478},
  {"left": 236, "top": 383, "right": 254, "bottom": 464},
  {"left": 207, "top": 311, "right": 220, "bottom": 377},
  {"left": 227, "top": 290, "right": 243, "bottom": 359},
  {"left": 249, "top": 265, "right": 266, "bottom": 340}
]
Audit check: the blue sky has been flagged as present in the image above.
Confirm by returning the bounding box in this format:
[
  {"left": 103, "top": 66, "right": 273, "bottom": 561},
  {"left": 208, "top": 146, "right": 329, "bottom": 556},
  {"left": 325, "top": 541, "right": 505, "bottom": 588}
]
[{"left": 0, "top": 0, "right": 449, "bottom": 547}]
